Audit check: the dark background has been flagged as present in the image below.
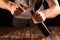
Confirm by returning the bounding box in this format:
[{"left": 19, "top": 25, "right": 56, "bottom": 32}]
[{"left": 0, "top": 0, "right": 60, "bottom": 26}]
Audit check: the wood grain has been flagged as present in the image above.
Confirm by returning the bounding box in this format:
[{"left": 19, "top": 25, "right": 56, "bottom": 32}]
[{"left": 0, "top": 26, "right": 60, "bottom": 40}]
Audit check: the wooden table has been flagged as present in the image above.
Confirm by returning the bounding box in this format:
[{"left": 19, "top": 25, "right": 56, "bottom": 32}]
[{"left": 0, "top": 26, "right": 60, "bottom": 40}]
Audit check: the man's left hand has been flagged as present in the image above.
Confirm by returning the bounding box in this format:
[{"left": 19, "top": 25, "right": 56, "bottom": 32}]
[{"left": 31, "top": 11, "right": 46, "bottom": 24}]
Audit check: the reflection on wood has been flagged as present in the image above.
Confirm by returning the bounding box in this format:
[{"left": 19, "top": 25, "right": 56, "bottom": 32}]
[{"left": 0, "top": 26, "right": 60, "bottom": 40}]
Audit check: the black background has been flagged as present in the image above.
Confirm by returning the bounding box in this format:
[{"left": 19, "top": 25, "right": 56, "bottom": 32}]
[{"left": 0, "top": 0, "right": 60, "bottom": 26}]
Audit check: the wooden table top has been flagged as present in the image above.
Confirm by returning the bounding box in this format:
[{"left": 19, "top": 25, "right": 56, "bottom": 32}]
[{"left": 0, "top": 26, "right": 60, "bottom": 40}]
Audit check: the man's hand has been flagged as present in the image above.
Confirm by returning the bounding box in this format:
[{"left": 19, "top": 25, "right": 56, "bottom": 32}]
[
  {"left": 9, "top": 1, "right": 28, "bottom": 16},
  {"left": 31, "top": 11, "right": 46, "bottom": 24},
  {"left": 13, "top": 4, "right": 27, "bottom": 16},
  {"left": 0, "top": 0, "right": 28, "bottom": 16}
]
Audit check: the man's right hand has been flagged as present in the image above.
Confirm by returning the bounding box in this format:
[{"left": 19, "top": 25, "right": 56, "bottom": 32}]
[
  {"left": 0, "top": 0, "right": 27, "bottom": 16},
  {"left": 9, "top": 1, "right": 28, "bottom": 16}
]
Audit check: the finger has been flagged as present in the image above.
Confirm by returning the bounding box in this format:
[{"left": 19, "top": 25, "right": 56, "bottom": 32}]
[
  {"left": 36, "top": 14, "right": 42, "bottom": 21},
  {"left": 31, "top": 14, "right": 41, "bottom": 24},
  {"left": 31, "top": 10, "right": 39, "bottom": 17},
  {"left": 36, "top": 16, "right": 43, "bottom": 22},
  {"left": 14, "top": 10, "right": 22, "bottom": 16},
  {"left": 33, "top": 14, "right": 43, "bottom": 23},
  {"left": 20, "top": 4, "right": 28, "bottom": 10},
  {"left": 35, "top": 16, "right": 41, "bottom": 21},
  {"left": 17, "top": 4, "right": 25, "bottom": 12},
  {"left": 17, "top": 7, "right": 24, "bottom": 12},
  {"left": 14, "top": 7, "right": 24, "bottom": 16},
  {"left": 32, "top": 17, "right": 39, "bottom": 24},
  {"left": 18, "top": 7, "right": 25, "bottom": 14},
  {"left": 34, "top": 13, "right": 41, "bottom": 20},
  {"left": 32, "top": 13, "right": 40, "bottom": 21},
  {"left": 32, "top": 13, "right": 39, "bottom": 19},
  {"left": 31, "top": 11, "right": 43, "bottom": 23}
]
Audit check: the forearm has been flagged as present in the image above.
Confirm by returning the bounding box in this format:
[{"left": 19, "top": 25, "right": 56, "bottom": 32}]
[
  {"left": 0, "top": 0, "right": 11, "bottom": 10},
  {"left": 42, "top": 5, "right": 60, "bottom": 18},
  {"left": 38, "top": 0, "right": 60, "bottom": 18}
]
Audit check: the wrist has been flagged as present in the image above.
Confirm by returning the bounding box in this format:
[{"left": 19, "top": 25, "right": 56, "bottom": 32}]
[{"left": 8, "top": 1, "right": 19, "bottom": 15}]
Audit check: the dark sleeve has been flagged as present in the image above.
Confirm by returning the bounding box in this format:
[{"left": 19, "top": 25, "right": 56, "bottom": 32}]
[
  {"left": 0, "top": 8, "right": 13, "bottom": 27},
  {"left": 0, "top": 0, "right": 14, "bottom": 27},
  {"left": 35, "top": 0, "right": 44, "bottom": 11},
  {"left": 43, "top": 0, "right": 49, "bottom": 9}
]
